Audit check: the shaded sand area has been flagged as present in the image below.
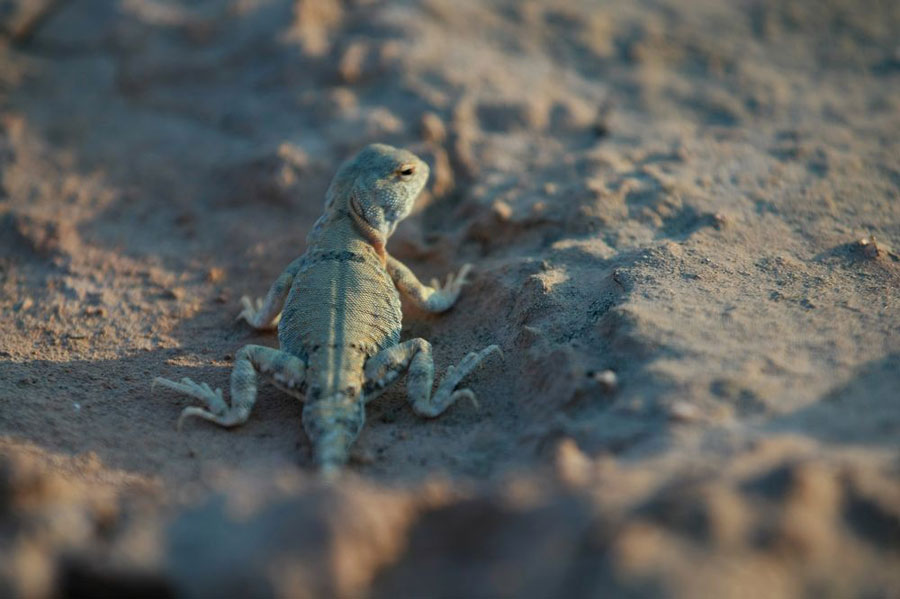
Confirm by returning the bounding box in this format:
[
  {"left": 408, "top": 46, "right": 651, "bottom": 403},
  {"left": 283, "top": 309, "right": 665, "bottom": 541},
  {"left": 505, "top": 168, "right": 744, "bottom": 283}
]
[{"left": 1, "top": 0, "right": 899, "bottom": 596}]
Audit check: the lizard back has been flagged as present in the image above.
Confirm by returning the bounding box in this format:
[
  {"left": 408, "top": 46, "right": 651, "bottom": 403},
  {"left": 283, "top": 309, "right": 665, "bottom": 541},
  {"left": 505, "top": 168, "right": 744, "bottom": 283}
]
[{"left": 277, "top": 218, "right": 402, "bottom": 396}]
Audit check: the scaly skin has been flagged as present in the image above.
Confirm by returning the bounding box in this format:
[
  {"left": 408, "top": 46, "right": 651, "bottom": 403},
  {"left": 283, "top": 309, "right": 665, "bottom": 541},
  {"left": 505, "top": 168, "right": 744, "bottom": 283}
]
[{"left": 152, "top": 144, "right": 500, "bottom": 477}]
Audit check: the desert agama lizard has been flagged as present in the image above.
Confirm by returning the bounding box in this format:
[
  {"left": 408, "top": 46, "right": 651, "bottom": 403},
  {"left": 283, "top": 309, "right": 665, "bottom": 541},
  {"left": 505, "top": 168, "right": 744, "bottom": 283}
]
[{"left": 153, "top": 144, "right": 500, "bottom": 476}]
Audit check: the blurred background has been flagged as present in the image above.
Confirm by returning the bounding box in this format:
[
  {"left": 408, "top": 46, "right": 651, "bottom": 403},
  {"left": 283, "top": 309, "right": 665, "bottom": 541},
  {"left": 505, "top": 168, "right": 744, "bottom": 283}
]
[{"left": 0, "top": 0, "right": 898, "bottom": 597}]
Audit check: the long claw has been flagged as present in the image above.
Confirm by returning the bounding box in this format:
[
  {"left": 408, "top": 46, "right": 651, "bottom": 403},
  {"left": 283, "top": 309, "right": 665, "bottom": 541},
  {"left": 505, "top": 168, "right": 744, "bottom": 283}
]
[
  {"left": 452, "top": 388, "right": 479, "bottom": 410},
  {"left": 484, "top": 344, "right": 503, "bottom": 361},
  {"left": 236, "top": 295, "right": 260, "bottom": 324},
  {"left": 153, "top": 375, "right": 226, "bottom": 415},
  {"left": 152, "top": 376, "right": 187, "bottom": 394},
  {"left": 177, "top": 406, "right": 210, "bottom": 431},
  {"left": 435, "top": 344, "right": 501, "bottom": 405},
  {"left": 177, "top": 405, "right": 246, "bottom": 430},
  {"left": 456, "top": 263, "right": 472, "bottom": 286}
]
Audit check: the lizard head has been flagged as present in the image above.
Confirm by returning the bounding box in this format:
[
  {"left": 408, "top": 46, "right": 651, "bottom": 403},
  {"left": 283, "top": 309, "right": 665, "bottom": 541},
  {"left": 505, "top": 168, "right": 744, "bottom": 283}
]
[{"left": 323, "top": 143, "right": 429, "bottom": 241}]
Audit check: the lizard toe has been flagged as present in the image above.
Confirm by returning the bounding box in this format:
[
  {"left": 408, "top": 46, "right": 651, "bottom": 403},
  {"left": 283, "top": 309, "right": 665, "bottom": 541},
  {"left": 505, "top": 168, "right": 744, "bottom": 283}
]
[
  {"left": 451, "top": 388, "right": 479, "bottom": 410},
  {"left": 456, "top": 263, "right": 473, "bottom": 286}
]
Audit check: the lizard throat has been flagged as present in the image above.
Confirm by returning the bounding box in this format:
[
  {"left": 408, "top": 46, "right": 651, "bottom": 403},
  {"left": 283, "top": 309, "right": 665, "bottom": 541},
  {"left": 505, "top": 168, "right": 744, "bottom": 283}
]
[{"left": 349, "top": 196, "right": 387, "bottom": 265}]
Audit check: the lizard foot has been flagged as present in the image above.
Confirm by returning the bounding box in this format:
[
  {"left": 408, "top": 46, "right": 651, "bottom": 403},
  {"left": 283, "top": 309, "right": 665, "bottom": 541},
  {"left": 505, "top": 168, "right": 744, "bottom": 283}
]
[
  {"left": 447, "top": 387, "right": 479, "bottom": 410},
  {"left": 152, "top": 376, "right": 246, "bottom": 429},
  {"left": 428, "top": 263, "right": 472, "bottom": 307},
  {"left": 236, "top": 296, "right": 281, "bottom": 330},
  {"left": 422, "top": 344, "right": 502, "bottom": 417},
  {"left": 153, "top": 345, "right": 305, "bottom": 431},
  {"left": 436, "top": 344, "right": 501, "bottom": 395}
]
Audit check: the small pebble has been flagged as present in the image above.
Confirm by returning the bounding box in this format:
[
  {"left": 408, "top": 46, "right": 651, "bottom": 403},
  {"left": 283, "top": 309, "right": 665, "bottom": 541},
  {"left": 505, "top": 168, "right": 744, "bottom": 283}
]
[
  {"left": 668, "top": 401, "right": 702, "bottom": 422},
  {"left": 712, "top": 213, "right": 728, "bottom": 229},
  {"left": 14, "top": 297, "right": 33, "bottom": 312},
  {"left": 857, "top": 236, "right": 881, "bottom": 259},
  {"left": 593, "top": 369, "right": 618, "bottom": 392},
  {"left": 206, "top": 267, "right": 225, "bottom": 283},
  {"left": 492, "top": 200, "right": 513, "bottom": 221},
  {"left": 420, "top": 112, "right": 447, "bottom": 144},
  {"left": 555, "top": 438, "right": 591, "bottom": 487}
]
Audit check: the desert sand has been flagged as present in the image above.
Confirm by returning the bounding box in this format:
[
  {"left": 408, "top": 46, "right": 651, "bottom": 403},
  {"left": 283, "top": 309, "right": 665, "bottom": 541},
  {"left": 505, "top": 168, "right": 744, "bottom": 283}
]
[{"left": 1, "top": 0, "right": 899, "bottom": 597}]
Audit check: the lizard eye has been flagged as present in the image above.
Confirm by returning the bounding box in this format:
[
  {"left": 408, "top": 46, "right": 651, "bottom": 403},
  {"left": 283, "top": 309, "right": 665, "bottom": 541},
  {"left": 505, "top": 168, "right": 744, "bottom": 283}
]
[{"left": 397, "top": 164, "right": 416, "bottom": 179}]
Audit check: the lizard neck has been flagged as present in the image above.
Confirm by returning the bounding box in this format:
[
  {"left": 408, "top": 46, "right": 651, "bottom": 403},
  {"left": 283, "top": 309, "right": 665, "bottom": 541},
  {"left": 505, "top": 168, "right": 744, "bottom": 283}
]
[
  {"left": 348, "top": 196, "right": 387, "bottom": 266},
  {"left": 310, "top": 210, "right": 388, "bottom": 265}
]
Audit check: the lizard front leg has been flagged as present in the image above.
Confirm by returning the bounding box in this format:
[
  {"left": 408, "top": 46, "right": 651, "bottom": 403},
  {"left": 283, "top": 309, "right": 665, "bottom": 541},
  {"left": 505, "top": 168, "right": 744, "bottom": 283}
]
[
  {"left": 236, "top": 257, "right": 303, "bottom": 330},
  {"left": 386, "top": 256, "right": 472, "bottom": 313},
  {"left": 362, "top": 339, "right": 501, "bottom": 417},
  {"left": 153, "top": 344, "right": 306, "bottom": 428}
]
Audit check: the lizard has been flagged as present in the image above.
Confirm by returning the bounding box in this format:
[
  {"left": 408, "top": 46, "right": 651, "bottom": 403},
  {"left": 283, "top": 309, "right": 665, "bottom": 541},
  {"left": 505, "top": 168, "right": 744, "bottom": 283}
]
[{"left": 152, "top": 143, "right": 500, "bottom": 477}]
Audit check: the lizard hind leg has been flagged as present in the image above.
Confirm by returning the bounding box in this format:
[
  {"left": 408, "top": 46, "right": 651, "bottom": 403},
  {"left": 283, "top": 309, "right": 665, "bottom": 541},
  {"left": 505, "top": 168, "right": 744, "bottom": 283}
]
[
  {"left": 363, "top": 339, "right": 502, "bottom": 418},
  {"left": 152, "top": 344, "right": 306, "bottom": 429}
]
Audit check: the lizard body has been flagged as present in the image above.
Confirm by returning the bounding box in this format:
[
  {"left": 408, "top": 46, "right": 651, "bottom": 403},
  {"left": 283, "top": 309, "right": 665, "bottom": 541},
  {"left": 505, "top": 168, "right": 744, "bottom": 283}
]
[{"left": 153, "top": 144, "right": 499, "bottom": 476}]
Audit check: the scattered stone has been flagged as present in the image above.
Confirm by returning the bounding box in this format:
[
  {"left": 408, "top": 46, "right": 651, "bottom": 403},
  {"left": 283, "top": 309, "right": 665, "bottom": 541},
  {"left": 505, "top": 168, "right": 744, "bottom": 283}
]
[
  {"left": 420, "top": 112, "right": 447, "bottom": 144},
  {"left": 338, "top": 41, "right": 369, "bottom": 83},
  {"left": 856, "top": 236, "right": 882, "bottom": 259},
  {"left": 491, "top": 200, "right": 513, "bottom": 221},
  {"left": 712, "top": 213, "right": 728, "bottom": 229},
  {"left": 277, "top": 143, "right": 309, "bottom": 170},
  {"left": 14, "top": 297, "right": 33, "bottom": 312},
  {"left": 161, "top": 288, "right": 184, "bottom": 301},
  {"left": 592, "top": 369, "right": 618, "bottom": 392},
  {"left": 205, "top": 268, "right": 225, "bottom": 283},
  {"left": 289, "top": 0, "right": 343, "bottom": 55},
  {"left": 668, "top": 401, "right": 702, "bottom": 422},
  {"left": 554, "top": 438, "right": 591, "bottom": 487}
]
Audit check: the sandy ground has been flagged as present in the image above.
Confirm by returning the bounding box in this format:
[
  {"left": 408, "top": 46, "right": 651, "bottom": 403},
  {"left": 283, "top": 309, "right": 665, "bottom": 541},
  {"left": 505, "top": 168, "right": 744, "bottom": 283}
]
[{"left": 1, "top": 0, "right": 899, "bottom": 596}]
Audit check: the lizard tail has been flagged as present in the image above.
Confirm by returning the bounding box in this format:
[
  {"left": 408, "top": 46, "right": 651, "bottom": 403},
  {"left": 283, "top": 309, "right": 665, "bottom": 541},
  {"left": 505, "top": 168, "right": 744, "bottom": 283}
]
[
  {"left": 302, "top": 396, "right": 365, "bottom": 477},
  {"left": 314, "top": 429, "right": 355, "bottom": 476}
]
